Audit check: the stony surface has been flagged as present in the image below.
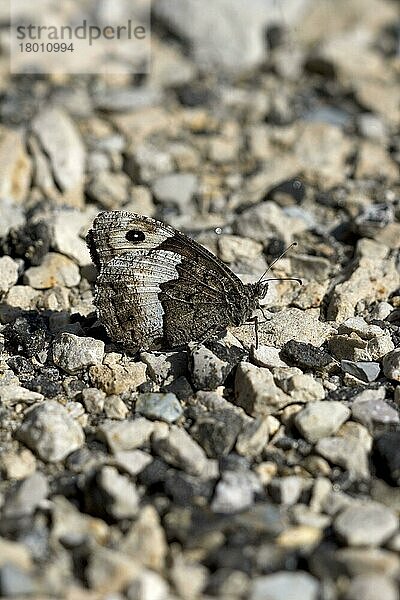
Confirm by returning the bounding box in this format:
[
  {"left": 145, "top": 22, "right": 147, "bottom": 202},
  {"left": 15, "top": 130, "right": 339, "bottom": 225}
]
[
  {"left": 295, "top": 401, "right": 351, "bottom": 443},
  {"left": 0, "top": 2, "right": 400, "bottom": 596},
  {"left": 135, "top": 392, "right": 183, "bottom": 423},
  {"left": 52, "top": 333, "right": 105, "bottom": 374},
  {"left": 334, "top": 503, "right": 398, "bottom": 547},
  {"left": 16, "top": 400, "right": 85, "bottom": 462}
]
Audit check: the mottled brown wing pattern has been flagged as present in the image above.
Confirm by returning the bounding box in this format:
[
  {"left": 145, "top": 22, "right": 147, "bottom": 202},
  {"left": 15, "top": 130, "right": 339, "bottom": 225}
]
[{"left": 87, "top": 211, "right": 255, "bottom": 351}]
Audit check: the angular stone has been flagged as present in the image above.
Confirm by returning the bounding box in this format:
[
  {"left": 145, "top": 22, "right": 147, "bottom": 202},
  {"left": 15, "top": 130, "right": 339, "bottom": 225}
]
[
  {"left": 96, "top": 418, "right": 154, "bottom": 453},
  {"left": 0, "top": 126, "right": 31, "bottom": 203},
  {"left": 374, "top": 431, "right": 400, "bottom": 486},
  {"left": 252, "top": 345, "right": 288, "bottom": 368},
  {"left": 352, "top": 399, "right": 399, "bottom": 433},
  {"left": 334, "top": 502, "right": 398, "bottom": 547},
  {"left": 383, "top": 349, "right": 400, "bottom": 382},
  {"left": 211, "top": 470, "right": 260, "bottom": 514},
  {"left": 89, "top": 356, "right": 147, "bottom": 394},
  {"left": 52, "top": 333, "right": 105, "bottom": 374},
  {"left": 280, "top": 340, "right": 334, "bottom": 370},
  {"left": 327, "top": 257, "right": 400, "bottom": 321},
  {"left": 152, "top": 425, "right": 208, "bottom": 476},
  {"left": 120, "top": 505, "right": 167, "bottom": 571},
  {"left": 17, "top": 400, "right": 85, "bottom": 462},
  {"left": 295, "top": 401, "right": 350, "bottom": 443},
  {"left": 32, "top": 107, "right": 85, "bottom": 207},
  {"left": 279, "top": 373, "right": 325, "bottom": 403},
  {"left": 234, "top": 362, "right": 292, "bottom": 416},
  {"left": 113, "top": 450, "right": 153, "bottom": 477},
  {"left": 268, "top": 476, "right": 304, "bottom": 506},
  {"left": 2, "top": 472, "right": 48, "bottom": 518},
  {"left": 135, "top": 392, "right": 183, "bottom": 423},
  {"left": 341, "top": 360, "right": 380, "bottom": 383},
  {"left": 0, "top": 257, "right": 19, "bottom": 295},
  {"left": 91, "top": 466, "right": 139, "bottom": 519},
  {"left": 316, "top": 436, "right": 369, "bottom": 480},
  {"left": 24, "top": 252, "right": 80, "bottom": 289},
  {"left": 236, "top": 417, "right": 270, "bottom": 457},
  {"left": 85, "top": 546, "right": 139, "bottom": 594},
  {"left": 51, "top": 208, "right": 92, "bottom": 266},
  {"left": 0, "top": 385, "right": 43, "bottom": 405}
]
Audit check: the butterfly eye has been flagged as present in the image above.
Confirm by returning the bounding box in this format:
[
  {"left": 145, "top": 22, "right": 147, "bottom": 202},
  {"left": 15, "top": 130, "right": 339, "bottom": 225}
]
[{"left": 126, "top": 229, "right": 145, "bottom": 243}]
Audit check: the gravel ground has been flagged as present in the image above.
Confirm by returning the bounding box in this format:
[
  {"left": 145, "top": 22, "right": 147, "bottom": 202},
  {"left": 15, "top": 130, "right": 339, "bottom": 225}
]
[{"left": 0, "top": 1, "right": 400, "bottom": 598}]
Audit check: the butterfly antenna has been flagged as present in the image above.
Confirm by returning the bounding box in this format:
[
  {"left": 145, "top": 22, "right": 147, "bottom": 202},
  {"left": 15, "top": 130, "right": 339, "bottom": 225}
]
[
  {"left": 257, "top": 241, "right": 298, "bottom": 284},
  {"left": 266, "top": 277, "right": 303, "bottom": 285}
]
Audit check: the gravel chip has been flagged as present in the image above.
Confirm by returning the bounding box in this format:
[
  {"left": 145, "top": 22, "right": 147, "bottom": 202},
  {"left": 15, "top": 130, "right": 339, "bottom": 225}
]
[
  {"left": 253, "top": 308, "right": 335, "bottom": 348},
  {"left": 211, "top": 469, "right": 260, "bottom": 514},
  {"left": 152, "top": 425, "right": 209, "bottom": 476},
  {"left": 236, "top": 417, "right": 270, "bottom": 457},
  {"left": 280, "top": 340, "right": 334, "bottom": 370},
  {"left": 89, "top": 357, "right": 147, "bottom": 395},
  {"left": 382, "top": 349, "right": 400, "bottom": 382},
  {"left": 234, "top": 362, "right": 292, "bottom": 416},
  {"left": 341, "top": 360, "right": 381, "bottom": 383},
  {"left": 316, "top": 436, "right": 370, "bottom": 480},
  {"left": 295, "top": 401, "right": 350, "bottom": 443},
  {"left": 351, "top": 398, "right": 399, "bottom": 433},
  {"left": 89, "top": 466, "right": 140, "bottom": 520},
  {"left": 0, "top": 384, "right": 44, "bottom": 405},
  {"left": 374, "top": 432, "right": 400, "bottom": 486},
  {"left": 16, "top": 400, "right": 85, "bottom": 462},
  {"left": 191, "top": 409, "right": 243, "bottom": 457},
  {"left": 0, "top": 256, "right": 19, "bottom": 295},
  {"left": 135, "top": 392, "right": 183, "bottom": 423},
  {"left": 252, "top": 345, "right": 288, "bottom": 368},
  {"left": 52, "top": 333, "right": 105, "bottom": 374},
  {"left": 189, "top": 343, "right": 233, "bottom": 390},
  {"left": 51, "top": 208, "right": 92, "bottom": 266},
  {"left": 96, "top": 418, "right": 154, "bottom": 453},
  {"left": 250, "top": 571, "right": 319, "bottom": 600},
  {"left": 152, "top": 172, "right": 197, "bottom": 210},
  {"left": 268, "top": 476, "right": 304, "bottom": 506},
  {"left": 24, "top": 252, "right": 80, "bottom": 289},
  {"left": 334, "top": 502, "right": 398, "bottom": 547},
  {"left": 3, "top": 472, "right": 48, "bottom": 518},
  {"left": 32, "top": 106, "right": 85, "bottom": 206},
  {"left": 113, "top": 450, "right": 153, "bottom": 477}
]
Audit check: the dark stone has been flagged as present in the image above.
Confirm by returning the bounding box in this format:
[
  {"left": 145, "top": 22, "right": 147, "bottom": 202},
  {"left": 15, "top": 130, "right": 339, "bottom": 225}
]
[
  {"left": 191, "top": 410, "right": 243, "bottom": 458},
  {"left": 374, "top": 431, "right": 400, "bottom": 485},
  {"left": 24, "top": 375, "right": 62, "bottom": 398},
  {"left": 163, "top": 375, "right": 194, "bottom": 400},
  {"left": 219, "top": 453, "right": 251, "bottom": 473},
  {"left": 206, "top": 339, "right": 246, "bottom": 367},
  {"left": 341, "top": 360, "right": 381, "bottom": 383},
  {"left": 176, "top": 83, "right": 215, "bottom": 107},
  {"left": 7, "top": 355, "right": 35, "bottom": 378},
  {"left": 327, "top": 386, "right": 370, "bottom": 402},
  {"left": 280, "top": 340, "right": 334, "bottom": 370},
  {"left": 3, "top": 315, "right": 49, "bottom": 358},
  {"left": 2, "top": 220, "right": 50, "bottom": 266},
  {"left": 165, "top": 470, "right": 215, "bottom": 504},
  {"left": 266, "top": 178, "right": 306, "bottom": 203},
  {"left": 264, "top": 238, "right": 286, "bottom": 258},
  {"left": 138, "top": 458, "right": 170, "bottom": 488}
]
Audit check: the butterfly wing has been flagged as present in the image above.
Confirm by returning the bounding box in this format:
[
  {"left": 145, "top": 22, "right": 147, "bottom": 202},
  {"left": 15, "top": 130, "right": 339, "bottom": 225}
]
[{"left": 87, "top": 211, "right": 253, "bottom": 351}]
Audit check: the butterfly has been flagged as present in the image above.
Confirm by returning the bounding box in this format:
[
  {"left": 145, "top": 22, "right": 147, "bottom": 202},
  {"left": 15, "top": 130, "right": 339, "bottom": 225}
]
[{"left": 86, "top": 211, "right": 298, "bottom": 353}]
